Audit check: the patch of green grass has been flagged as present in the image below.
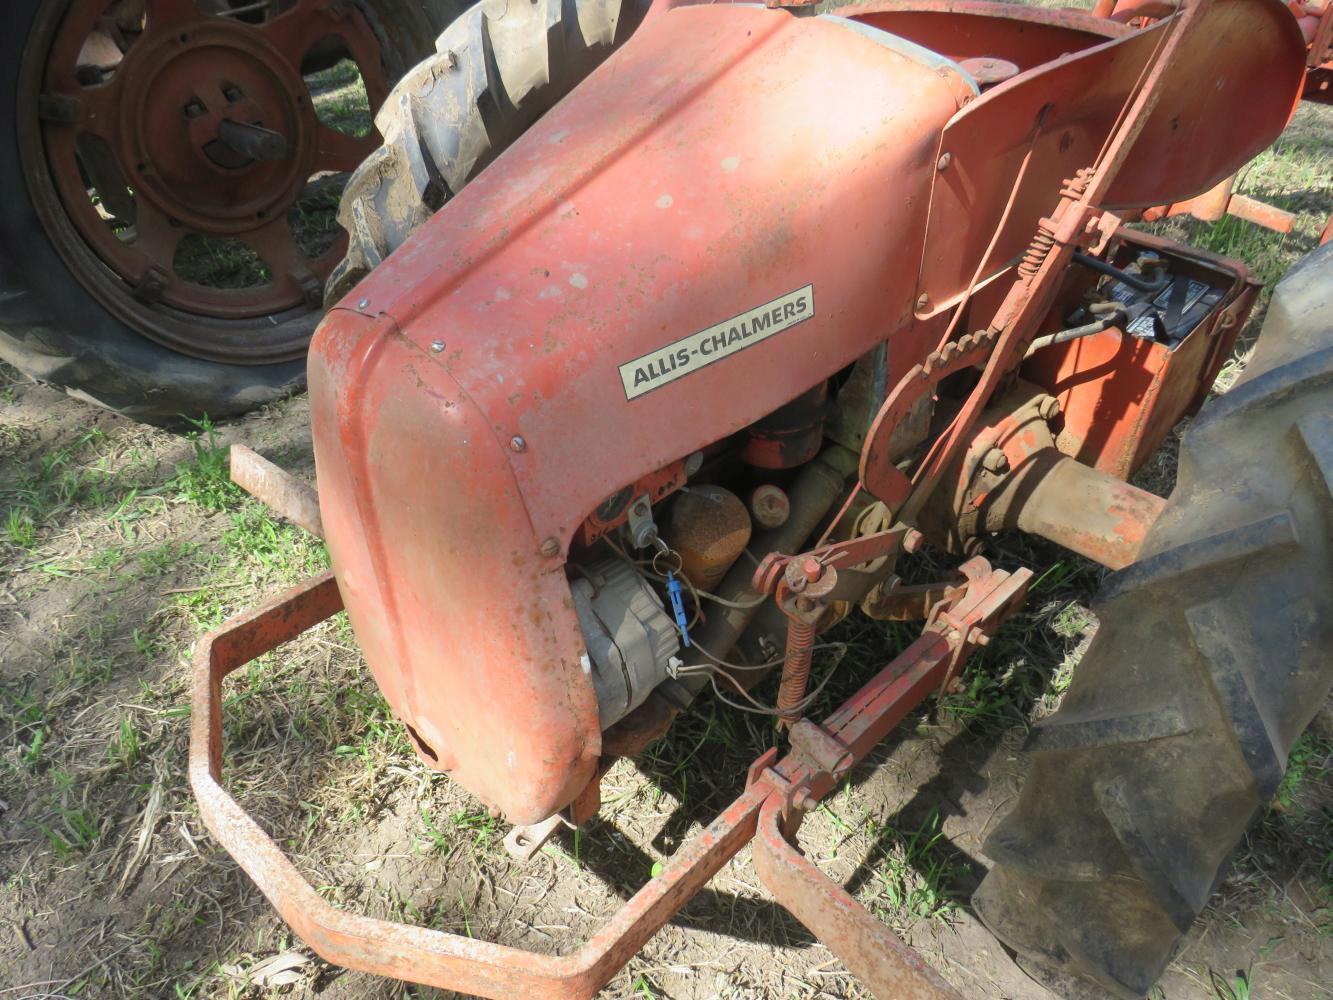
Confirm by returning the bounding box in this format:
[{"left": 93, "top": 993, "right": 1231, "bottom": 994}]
[
  {"left": 174, "top": 415, "right": 240, "bottom": 512},
  {"left": 938, "top": 639, "right": 1034, "bottom": 730},
  {"left": 4, "top": 686, "right": 50, "bottom": 771},
  {"left": 4, "top": 507, "right": 35, "bottom": 548},
  {"left": 88, "top": 544, "right": 127, "bottom": 573},
  {"left": 132, "top": 627, "right": 164, "bottom": 658},
  {"left": 1, "top": 429, "right": 123, "bottom": 547},
  {"left": 1030, "top": 559, "right": 1092, "bottom": 595},
  {"left": 1209, "top": 970, "right": 1252, "bottom": 1000},
  {"left": 451, "top": 809, "right": 499, "bottom": 852},
  {"left": 415, "top": 810, "right": 454, "bottom": 855},
  {"left": 22, "top": 725, "right": 47, "bottom": 770},
  {"left": 1275, "top": 730, "right": 1331, "bottom": 812},
  {"left": 173, "top": 234, "right": 272, "bottom": 289},
  {"left": 172, "top": 586, "right": 231, "bottom": 630},
  {"left": 58, "top": 650, "right": 114, "bottom": 693},
  {"left": 138, "top": 539, "right": 199, "bottom": 576},
  {"left": 307, "top": 59, "right": 373, "bottom": 138},
  {"left": 867, "top": 809, "right": 961, "bottom": 923},
  {"left": 107, "top": 717, "right": 142, "bottom": 769},
  {"left": 334, "top": 687, "right": 409, "bottom": 764},
  {"left": 42, "top": 806, "right": 100, "bottom": 858}
]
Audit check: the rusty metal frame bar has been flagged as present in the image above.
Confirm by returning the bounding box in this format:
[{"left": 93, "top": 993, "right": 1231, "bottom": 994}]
[
  {"left": 229, "top": 444, "right": 324, "bottom": 537},
  {"left": 190, "top": 549, "right": 1028, "bottom": 999}
]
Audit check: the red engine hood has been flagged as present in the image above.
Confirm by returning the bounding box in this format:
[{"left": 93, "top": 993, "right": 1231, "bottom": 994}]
[{"left": 309, "top": 3, "right": 973, "bottom": 822}]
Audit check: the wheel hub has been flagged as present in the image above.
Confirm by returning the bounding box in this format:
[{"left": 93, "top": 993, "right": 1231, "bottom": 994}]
[
  {"left": 26, "top": 0, "right": 388, "bottom": 363},
  {"left": 121, "top": 20, "right": 314, "bottom": 235}
]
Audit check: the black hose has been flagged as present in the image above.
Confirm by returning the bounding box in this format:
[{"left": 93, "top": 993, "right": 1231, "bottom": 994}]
[{"left": 1072, "top": 251, "right": 1170, "bottom": 293}]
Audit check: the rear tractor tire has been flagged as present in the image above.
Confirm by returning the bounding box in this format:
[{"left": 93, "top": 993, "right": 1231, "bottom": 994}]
[
  {"left": 974, "top": 242, "right": 1333, "bottom": 997},
  {"left": 327, "top": 0, "right": 651, "bottom": 303},
  {"left": 0, "top": 0, "right": 464, "bottom": 424}
]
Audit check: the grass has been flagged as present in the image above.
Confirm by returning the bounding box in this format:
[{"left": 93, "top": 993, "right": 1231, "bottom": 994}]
[
  {"left": 867, "top": 809, "right": 962, "bottom": 924},
  {"left": 173, "top": 415, "right": 240, "bottom": 512},
  {"left": 1276, "top": 731, "right": 1331, "bottom": 812},
  {"left": 307, "top": 59, "right": 374, "bottom": 139}
]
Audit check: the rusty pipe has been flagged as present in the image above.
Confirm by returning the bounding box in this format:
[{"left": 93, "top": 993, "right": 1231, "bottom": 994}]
[
  {"left": 979, "top": 448, "right": 1164, "bottom": 570},
  {"left": 677, "top": 444, "right": 858, "bottom": 692}
]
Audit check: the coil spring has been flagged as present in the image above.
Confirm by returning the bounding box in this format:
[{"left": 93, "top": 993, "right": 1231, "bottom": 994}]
[
  {"left": 1018, "top": 222, "right": 1057, "bottom": 281},
  {"left": 776, "top": 618, "right": 817, "bottom": 724}
]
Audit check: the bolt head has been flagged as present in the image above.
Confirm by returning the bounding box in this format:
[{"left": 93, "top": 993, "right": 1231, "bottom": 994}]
[
  {"left": 915, "top": 292, "right": 930, "bottom": 312},
  {"left": 981, "top": 448, "right": 1009, "bottom": 474},
  {"left": 357, "top": 298, "right": 370, "bottom": 309},
  {"left": 1038, "top": 395, "right": 1061, "bottom": 421},
  {"left": 903, "top": 528, "right": 924, "bottom": 554},
  {"left": 539, "top": 537, "right": 561, "bottom": 558},
  {"left": 801, "top": 557, "right": 823, "bottom": 582},
  {"left": 937, "top": 151, "right": 952, "bottom": 171},
  {"left": 430, "top": 339, "right": 446, "bottom": 353},
  {"left": 510, "top": 435, "right": 527, "bottom": 453}
]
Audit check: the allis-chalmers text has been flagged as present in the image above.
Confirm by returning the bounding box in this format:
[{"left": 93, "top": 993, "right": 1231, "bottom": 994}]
[{"left": 618, "top": 285, "right": 814, "bottom": 400}]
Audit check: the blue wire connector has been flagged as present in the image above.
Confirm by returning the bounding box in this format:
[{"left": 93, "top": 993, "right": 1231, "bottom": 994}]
[{"left": 666, "top": 571, "right": 691, "bottom": 647}]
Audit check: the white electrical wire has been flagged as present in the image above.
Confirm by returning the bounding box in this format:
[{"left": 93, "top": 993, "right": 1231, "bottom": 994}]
[{"left": 603, "top": 531, "right": 850, "bottom": 716}]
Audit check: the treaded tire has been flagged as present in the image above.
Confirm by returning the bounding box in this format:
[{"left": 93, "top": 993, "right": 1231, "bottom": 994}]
[
  {"left": 973, "top": 242, "right": 1333, "bottom": 998},
  {"left": 0, "top": 0, "right": 463, "bottom": 425},
  {"left": 326, "top": 0, "right": 650, "bottom": 303}
]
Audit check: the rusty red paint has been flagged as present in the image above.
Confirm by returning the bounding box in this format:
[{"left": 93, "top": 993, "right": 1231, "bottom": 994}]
[
  {"left": 1306, "top": 0, "right": 1333, "bottom": 101},
  {"left": 1144, "top": 177, "right": 1298, "bottom": 233},
  {"left": 914, "top": 0, "right": 1303, "bottom": 315},
  {"left": 927, "top": 383, "right": 1166, "bottom": 568},
  {"left": 998, "top": 452, "right": 1166, "bottom": 569},
  {"left": 577, "top": 460, "right": 688, "bottom": 547},
  {"left": 310, "top": 4, "right": 975, "bottom": 824},
  {"left": 308, "top": 0, "right": 1301, "bottom": 829},
  {"left": 841, "top": 0, "right": 1129, "bottom": 71},
  {"left": 191, "top": 562, "right": 1029, "bottom": 999},
  {"left": 740, "top": 382, "right": 829, "bottom": 470}
]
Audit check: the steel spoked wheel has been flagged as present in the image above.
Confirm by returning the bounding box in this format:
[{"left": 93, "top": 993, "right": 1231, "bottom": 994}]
[{"left": 23, "top": 0, "right": 391, "bottom": 365}]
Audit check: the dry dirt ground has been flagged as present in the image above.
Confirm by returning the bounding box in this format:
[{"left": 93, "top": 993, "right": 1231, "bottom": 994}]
[{"left": 3, "top": 47, "right": 1333, "bottom": 1000}]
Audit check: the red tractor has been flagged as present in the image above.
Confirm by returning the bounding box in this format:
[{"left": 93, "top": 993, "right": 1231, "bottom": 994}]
[{"left": 188, "top": 0, "right": 1331, "bottom": 997}]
